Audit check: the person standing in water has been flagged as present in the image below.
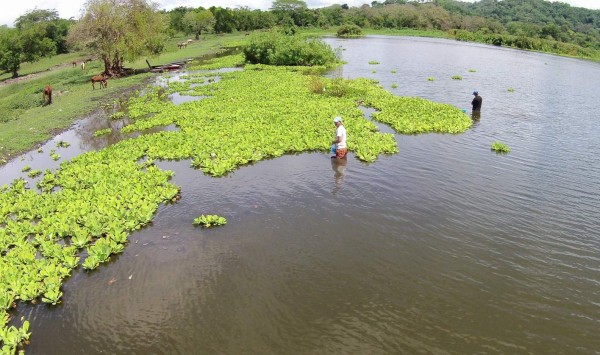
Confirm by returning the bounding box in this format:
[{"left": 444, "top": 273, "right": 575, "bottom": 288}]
[
  {"left": 472, "top": 91, "right": 482, "bottom": 112},
  {"left": 331, "top": 116, "right": 347, "bottom": 159}
]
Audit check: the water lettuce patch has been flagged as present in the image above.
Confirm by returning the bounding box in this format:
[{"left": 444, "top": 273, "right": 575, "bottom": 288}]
[
  {"left": 194, "top": 215, "right": 227, "bottom": 228},
  {"left": 0, "top": 53, "right": 471, "bottom": 351},
  {"left": 491, "top": 141, "right": 511, "bottom": 153}
]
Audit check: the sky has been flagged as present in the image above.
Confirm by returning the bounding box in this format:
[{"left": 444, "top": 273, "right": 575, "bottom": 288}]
[{"left": 2, "top": 0, "right": 599, "bottom": 27}]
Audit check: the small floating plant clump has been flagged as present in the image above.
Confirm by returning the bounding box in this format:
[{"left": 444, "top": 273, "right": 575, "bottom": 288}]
[
  {"left": 193, "top": 215, "right": 227, "bottom": 228},
  {"left": 491, "top": 141, "right": 511, "bottom": 153},
  {"left": 368, "top": 61, "right": 380, "bottom": 65},
  {"left": 93, "top": 128, "right": 112, "bottom": 137},
  {"left": 507, "top": 87, "right": 515, "bottom": 92},
  {"left": 391, "top": 70, "right": 397, "bottom": 73},
  {"left": 391, "top": 84, "right": 398, "bottom": 88},
  {"left": 21, "top": 165, "right": 31, "bottom": 172},
  {"left": 427, "top": 77, "right": 435, "bottom": 81},
  {"left": 451, "top": 75, "right": 463, "bottom": 80},
  {"left": 468, "top": 69, "right": 477, "bottom": 72},
  {"left": 56, "top": 141, "right": 70, "bottom": 148},
  {"left": 27, "top": 170, "right": 42, "bottom": 178},
  {"left": 110, "top": 111, "right": 126, "bottom": 120}
]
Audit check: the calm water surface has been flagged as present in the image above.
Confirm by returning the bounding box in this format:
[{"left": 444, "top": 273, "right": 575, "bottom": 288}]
[{"left": 3, "top": 36, "right": 600, "bottom": 354}]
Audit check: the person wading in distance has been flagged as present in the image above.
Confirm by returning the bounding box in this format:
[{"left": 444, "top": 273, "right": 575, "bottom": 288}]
[
  {"left": 331, "top": 116, "right": 347, "bottom": 159},
  {"left": 472, "top": 91, "right": 482, "bottom": 112}
]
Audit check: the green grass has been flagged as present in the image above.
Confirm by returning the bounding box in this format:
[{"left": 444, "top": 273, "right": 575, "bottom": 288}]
[
  {"left": 0, "top": 62, "right": 152, "bottom": 160},
  {"left": 0, "top": 52, "right": 85, "bottom": 82}
]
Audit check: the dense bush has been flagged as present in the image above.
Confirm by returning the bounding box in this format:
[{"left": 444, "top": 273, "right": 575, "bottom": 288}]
[
  {"left": 336, "top": 24, "right": 363, "bottom": 38},
  {"left": 243, "top": 30, "right": 338, "bottom": 66},
  {"left": 451, "top": 30, "right": 600, "bottom": 61}
]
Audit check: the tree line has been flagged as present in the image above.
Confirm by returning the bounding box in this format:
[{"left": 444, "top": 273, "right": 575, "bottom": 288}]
[{"left": 1, "top": 0, "right": 599, "bottom": 78}]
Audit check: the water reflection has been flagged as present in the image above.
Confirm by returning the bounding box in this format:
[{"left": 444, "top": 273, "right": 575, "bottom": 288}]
[
  {"left": 330, "top": 158, "right": 347, "bottom": 195},
  {"left": 471, "top": 110, "right": 481, "bottom": 121}
]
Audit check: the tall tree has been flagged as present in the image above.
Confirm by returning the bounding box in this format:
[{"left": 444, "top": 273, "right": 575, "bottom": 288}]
[
  {"left": 270, "top": 0, "right": 307, "bottom": 12},
  {"left": 16, "top": 9, "right": 72, "bottom": 54},
  {"left": 182, "top": 9, "right": 215, "bottom": 40},
  {"left": 0, "top": 20, "right": 56, "bottom": 78},
  {"left": 69, "top": 0, "right": 166, "bottom": 75}
]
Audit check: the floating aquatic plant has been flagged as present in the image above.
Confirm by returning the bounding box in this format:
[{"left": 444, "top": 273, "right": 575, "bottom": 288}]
[
  {"left": 391, "top": 70, "right": 397, "bottom": 73},
  {"left": 94, "top": 128, "right": 112, "bottom": 137},
  {"left": 427, "top": 77, "right": 435, "bottom": 81},
  {"left": 37, "top": 147, "right": 43, "bottom": 153},
  {"left": 507, "top": 87, "right": 515, "bottom": 92},
  {"left": 452, "top": 75, "right": 463, "bottom": 80},
  {"left": 110, "top": 111, "right": 125, "bottom": 120},
  {"left": 193, "top": 215, "right": 227, "bottom": 227},
  {"left": 21, "top": 166, "right": 31, "bottom": 172},
  {"left": 468, "top": 69, "right": 476, "bottom": 72},
  {"left": 56, "top": 141, "right": 70, "bottom": 148},
  {"left": 51, "top": 152, "right": 60, "bottom": 161},
  {"left": 391, "top": 84, "right": 398, "bottom": 88},
  {"left": 368, "top": 61, "right": 379, "bottom": 65},
  {"left": 27, "top": 170, "right": 41, "bottom": 178},
  {"left": 491, "top": 141, "right": 511, "bottom": 153}
]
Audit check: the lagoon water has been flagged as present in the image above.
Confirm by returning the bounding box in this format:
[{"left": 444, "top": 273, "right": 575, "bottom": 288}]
[{"left": 3, "top": 36, "right": 600, "bottom": 353}]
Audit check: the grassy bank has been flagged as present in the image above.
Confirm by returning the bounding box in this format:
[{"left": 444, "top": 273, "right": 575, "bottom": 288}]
[{"left": 0, "top": 33, "right": 248, "bottom": 163}]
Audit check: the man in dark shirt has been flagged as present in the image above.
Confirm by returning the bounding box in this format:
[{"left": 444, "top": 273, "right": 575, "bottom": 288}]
[{"left": 472, "top": 91, "right": 482, "bottom": 111}]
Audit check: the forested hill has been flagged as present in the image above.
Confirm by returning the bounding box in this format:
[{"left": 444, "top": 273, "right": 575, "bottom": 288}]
[{"left": 435, "top": 0, "right": 600, "bottom": 39}]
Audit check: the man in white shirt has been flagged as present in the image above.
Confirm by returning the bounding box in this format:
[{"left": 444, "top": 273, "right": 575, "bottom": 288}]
[{"left": 331, "top": 116, "right": 347, "bottom": 159}]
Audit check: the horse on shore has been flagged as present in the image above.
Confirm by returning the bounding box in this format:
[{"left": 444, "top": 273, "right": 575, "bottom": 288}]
[
  {"left": 42, "top": 85, "right": 52, "bottom": 105},
  {"left": 91, "top": 74, "right": 107, "bottom": 89}
]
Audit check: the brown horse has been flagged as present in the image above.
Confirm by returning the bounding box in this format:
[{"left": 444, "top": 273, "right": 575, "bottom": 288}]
[
  {"left": 42, "top": 85, "right": 52, "bottom": 105},
  {"left": 91, "top": 75, "right": 107, "bottom": 89},
  {"left": 72, "top": 61, "right": 77, "bottom": 68}
]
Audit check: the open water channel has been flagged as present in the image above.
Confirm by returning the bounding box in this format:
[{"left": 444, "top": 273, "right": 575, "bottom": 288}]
[{"left": 1, "top": 36, "right": 599, "bottom": 354}]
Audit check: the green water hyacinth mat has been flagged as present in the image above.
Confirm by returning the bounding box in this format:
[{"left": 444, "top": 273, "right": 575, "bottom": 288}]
[{"left": 0, "top": 55, "right": 470, "bottom": 352}]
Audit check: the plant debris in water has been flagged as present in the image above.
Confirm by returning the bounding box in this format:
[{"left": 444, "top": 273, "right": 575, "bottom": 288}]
[
  {"left": 93, "top": 128, "right": 112, "bottom": 137},
  {"left": 491, "top": 141, "right": 511, "bottom": 153},
  {"left": 193, "top": 215, "right": 227, "bottom": 228}
]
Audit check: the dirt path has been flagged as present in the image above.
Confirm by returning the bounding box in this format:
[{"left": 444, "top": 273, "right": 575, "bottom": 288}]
[{"left": 0, "top": 60, "right": 84, "bottom": 87}]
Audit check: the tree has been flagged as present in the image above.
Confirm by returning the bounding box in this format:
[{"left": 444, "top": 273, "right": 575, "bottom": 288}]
[
  {"left": 0, "top": 22, "right": 56, "bottom": 78},
  {"left": 211, "top": 7, "right": 236, "bottom": 33},
  {"left": 16, "top": 9, "right": 72, "bottom": 54},
  {"left": 69, "top": 0, "right": 166, "bottom": 76},
  {"left": 182, "top": 9, "right": 215, "bottom": 40},
  {"left": 270, "top": 0, "right": 307, "bottom": 12},
  {"left": 168, "top": 6, "right": 193, "bottom": 33}
]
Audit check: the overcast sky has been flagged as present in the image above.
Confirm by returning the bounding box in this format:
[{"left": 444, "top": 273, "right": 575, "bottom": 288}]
[{"left": 2, "top": 0, "right": 599, "bottom": 27}]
